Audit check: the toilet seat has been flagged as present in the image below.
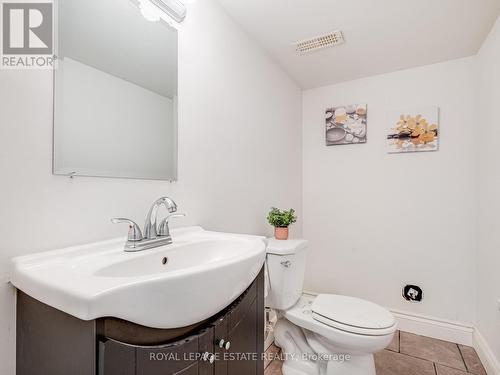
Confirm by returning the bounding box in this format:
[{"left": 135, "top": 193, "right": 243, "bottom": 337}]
[
  {"left": 311, "top": 294, "right": 396, "bottom": 336},
  {"left": 284, "top": 294, "right": 397, "bottom": 339}
]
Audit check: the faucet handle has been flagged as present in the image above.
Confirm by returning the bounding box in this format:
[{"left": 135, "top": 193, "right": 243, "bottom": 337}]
[
  {"left": 158, "top": 213, "right": 185, "bottom": 237},
  {"left": 111, "top": 218, "right": 143, "bottom": 241}
]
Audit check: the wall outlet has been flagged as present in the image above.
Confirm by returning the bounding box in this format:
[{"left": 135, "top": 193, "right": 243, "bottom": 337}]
[{"left": 497, "top": 300, "right": 500, "bottom": 312}]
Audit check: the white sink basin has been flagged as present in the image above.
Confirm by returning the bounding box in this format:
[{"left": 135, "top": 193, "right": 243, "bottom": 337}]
[{"left": 10, "top": 227, "right": 266, "bottom": 329}]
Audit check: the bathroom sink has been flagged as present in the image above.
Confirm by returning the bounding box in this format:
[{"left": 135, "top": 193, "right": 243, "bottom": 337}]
[
  {"left": 10, "top": 227, "right": 266, "bottom": 329},
  {"left": 93, "top": 238, "right": 256, "bottom": 278}
]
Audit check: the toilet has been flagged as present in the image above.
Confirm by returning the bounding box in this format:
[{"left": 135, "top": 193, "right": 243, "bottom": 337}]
[{"left": 266, "top": 239, "right": 397, "bottom": 375}]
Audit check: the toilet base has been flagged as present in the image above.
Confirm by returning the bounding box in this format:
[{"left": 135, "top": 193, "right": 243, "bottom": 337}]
[{"left": 274, "top": 318, "right": 377, "bottom": 375}]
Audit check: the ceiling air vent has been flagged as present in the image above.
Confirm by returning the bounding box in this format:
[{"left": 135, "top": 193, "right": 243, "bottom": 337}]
[{"left": 295, "top": 30, "right": 345, "bottom": 54}]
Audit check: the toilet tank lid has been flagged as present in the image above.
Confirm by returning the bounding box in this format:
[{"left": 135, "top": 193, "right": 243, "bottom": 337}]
[{"left": 266, "top": 239, "right": 308, "bottom": 255}]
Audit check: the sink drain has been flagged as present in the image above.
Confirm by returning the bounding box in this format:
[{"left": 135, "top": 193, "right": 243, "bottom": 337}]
[{"left": 162, "top": 257, "right": 168, "bottom": 265}]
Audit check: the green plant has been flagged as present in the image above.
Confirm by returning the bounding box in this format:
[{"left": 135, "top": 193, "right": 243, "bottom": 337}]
[{"left": 267, "top": 207, "right": 297, "bottom": 228}]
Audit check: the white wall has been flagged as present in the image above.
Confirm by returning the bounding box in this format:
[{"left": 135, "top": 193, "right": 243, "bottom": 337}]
[
  {"left": 476, "top": 17, "right": 500, "bottom": 365},
  {"left": 0, "top": 0, "right": 302, "bottom": 373},
  {"left": 54, "top": 57, "right": 176, "bottom": 179},
  {"left": 302, "top": 58, "right": 477, "bottom": 324}
]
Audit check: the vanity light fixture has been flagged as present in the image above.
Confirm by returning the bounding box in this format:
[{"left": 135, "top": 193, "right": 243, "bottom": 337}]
[{"left": 139, "top": 0, "right": 187, "bottom": 23}]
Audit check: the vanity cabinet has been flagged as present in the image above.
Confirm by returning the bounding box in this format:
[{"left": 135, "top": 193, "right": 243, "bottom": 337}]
[{"left": 17, "top": 268, "right": 264, "bottom": 375}]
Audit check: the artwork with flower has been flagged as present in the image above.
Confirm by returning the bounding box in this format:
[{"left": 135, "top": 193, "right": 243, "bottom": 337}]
[{"left": 387, "top": 107, "right": 439, "bottom": 153}]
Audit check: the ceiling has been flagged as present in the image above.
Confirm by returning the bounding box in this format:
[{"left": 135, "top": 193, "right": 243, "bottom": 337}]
[
  {"left": 216, "top": 0, "right": 500, "bottom": 89},
  {"left": 59, "top": 0, "right": 177, "bottom": 98}
]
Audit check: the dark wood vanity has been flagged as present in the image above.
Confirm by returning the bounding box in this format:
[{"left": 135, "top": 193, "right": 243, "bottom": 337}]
[{"left": 16, "top": 268, "right": 264, "bottom": 375}]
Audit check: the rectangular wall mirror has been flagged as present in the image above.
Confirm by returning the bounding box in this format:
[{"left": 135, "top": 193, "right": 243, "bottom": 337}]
[{"left": 53, "top": 0, "right": 178, "bottom": 181}]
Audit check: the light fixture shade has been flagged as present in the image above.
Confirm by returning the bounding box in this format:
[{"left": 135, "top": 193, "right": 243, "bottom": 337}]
[{"left": 149, "top": 0, "right": 187, "bottom": 23}]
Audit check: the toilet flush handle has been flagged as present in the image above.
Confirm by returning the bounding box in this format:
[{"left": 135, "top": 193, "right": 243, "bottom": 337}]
[{"left": 281, "top": 260, "right": 292, "bottom": 268}]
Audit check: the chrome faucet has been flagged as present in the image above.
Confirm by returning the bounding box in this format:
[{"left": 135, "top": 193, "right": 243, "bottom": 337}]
[
  {"left": 112, "top": 197, "right": 185, "bottom": 252},
  {"left": 144, "top": 197, "right": 177, "bottom": 239}
]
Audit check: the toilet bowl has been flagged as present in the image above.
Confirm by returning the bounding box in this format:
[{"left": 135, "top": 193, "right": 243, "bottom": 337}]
[{"left": 266, "top": 239, "right": 397, "bottom": 375}]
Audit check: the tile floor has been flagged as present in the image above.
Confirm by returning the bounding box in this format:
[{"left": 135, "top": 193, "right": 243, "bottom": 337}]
[{"left": 264, "top": 331, "right": 487, "bottom": 375}]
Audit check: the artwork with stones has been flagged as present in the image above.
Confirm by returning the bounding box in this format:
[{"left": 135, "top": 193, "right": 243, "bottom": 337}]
[{"left": 325, "top": 104, "right": 367, "bottom": 146}]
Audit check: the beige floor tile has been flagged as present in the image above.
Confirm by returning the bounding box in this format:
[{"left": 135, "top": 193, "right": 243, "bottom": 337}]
[
  {"left": 386, "top": 330, "right": 400, "bottom": 352},
  {"left": 436, "top": 364, "right": 468, "bottom": 375},
  {"left": 265, "top": 344, "right": 281, "bottom": 369},
  {"left": 458, "top": 345, "right": 487, "bottom": 375},
  {"left": 264, "top": 359, "right": 283, "bottom": 375},
  {"left": 375, "top": 349, "right": 436, "bottom": 375},
  {"left": 400, "top": 332, "right": 466, "bottom": 371},
  {"left": 262, "top": 332, "right": 488, "bottom": 375}
]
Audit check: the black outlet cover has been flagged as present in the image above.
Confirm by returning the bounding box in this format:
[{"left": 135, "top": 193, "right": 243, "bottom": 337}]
[{"left": 403, "top": 285, "right": 423, "bottom": 302}]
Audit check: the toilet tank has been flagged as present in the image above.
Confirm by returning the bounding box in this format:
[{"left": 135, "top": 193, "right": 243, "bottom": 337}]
[{"left": 266, "top": 239, "right": 308, "bottom": 310}]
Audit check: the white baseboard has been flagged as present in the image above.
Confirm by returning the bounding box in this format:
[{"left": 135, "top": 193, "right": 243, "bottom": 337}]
[
  {"left": 390, "top": 309, "right": 474, "bottom": 346},
  {"left": 390, "top": 309, "right": 500, "bottom": 375},
  {"left": 473, "top": 329, "right": 500, "bottom": 375}
]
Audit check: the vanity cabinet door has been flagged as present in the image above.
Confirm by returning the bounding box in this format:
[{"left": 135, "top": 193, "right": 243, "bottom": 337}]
[
  {"left": 136, "top": 334, "right": 198, "bottom": 375},
  {"left": 211, "top": 275, "right": 261, "bottom": 375},
  {"left": 99, "top": 331, "right": 214, "bottom": 375},
  {"left": 98, "top": 338, "right": 135, "bottom": 375},
  {"left": 226, "top": 297, "right": 258, "bottom": 375}
]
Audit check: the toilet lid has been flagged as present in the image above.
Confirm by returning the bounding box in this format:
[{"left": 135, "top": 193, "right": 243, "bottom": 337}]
[{"left": 311, "top": 294, "right": 396, "bottom": 335}]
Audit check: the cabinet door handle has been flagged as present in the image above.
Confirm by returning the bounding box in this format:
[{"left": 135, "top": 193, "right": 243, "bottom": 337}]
[
  {"left": 201, "top": 352, "right": 215, "bottom": 364},
  {"left": 216, "top": 338, "right": 231, "bottom": 350}
]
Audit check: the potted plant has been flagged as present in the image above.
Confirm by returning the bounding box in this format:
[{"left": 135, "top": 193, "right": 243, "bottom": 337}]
[{"left": 267, "top": 207, "right": 297, "bottom": 240}]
